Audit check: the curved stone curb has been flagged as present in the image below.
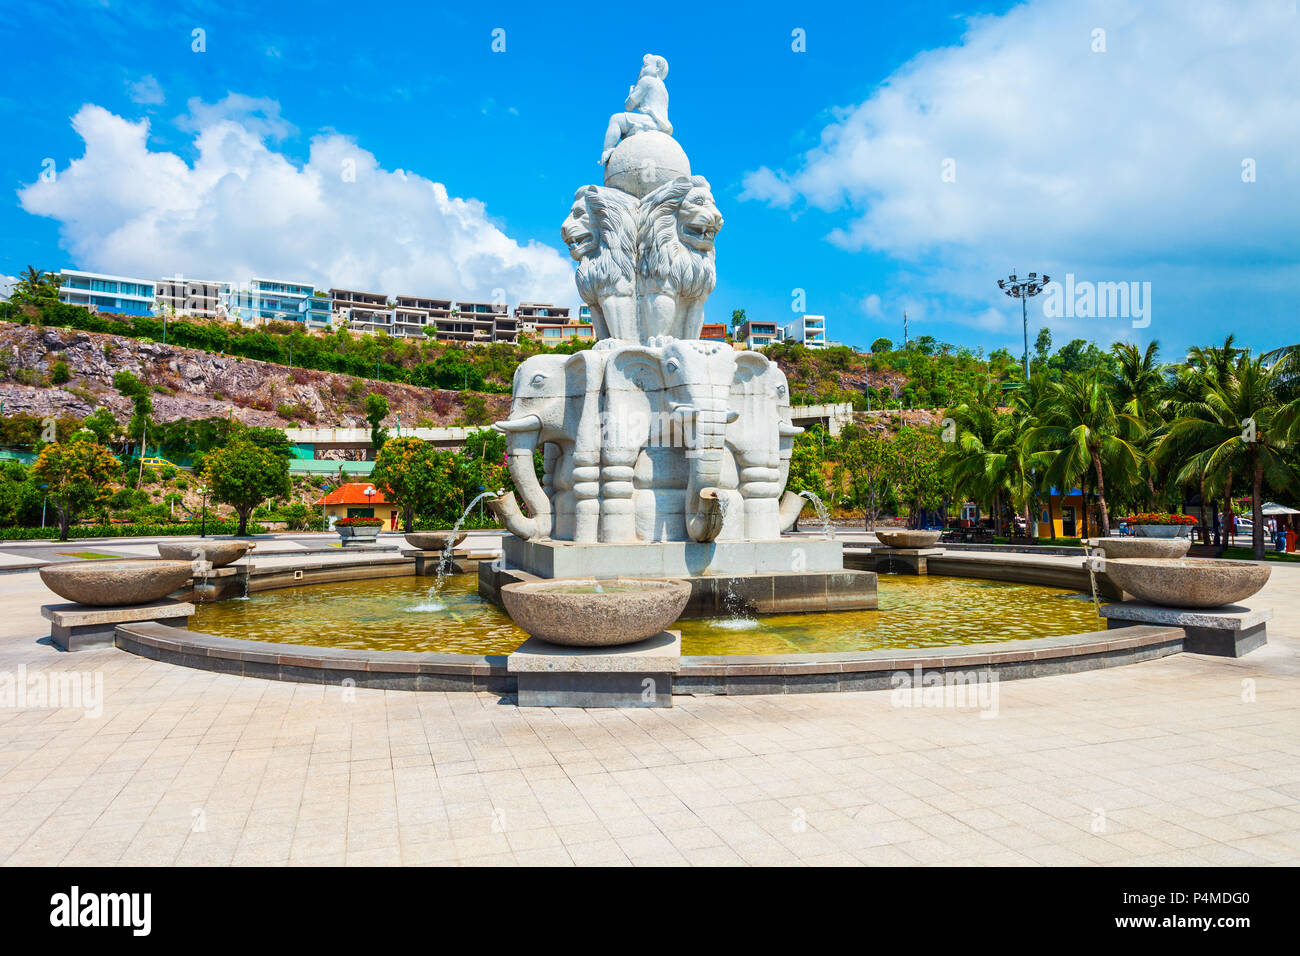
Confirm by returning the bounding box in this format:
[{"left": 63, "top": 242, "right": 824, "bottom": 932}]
[{"left": 114, "top": 620, "right": 1185, "bottom": 695}]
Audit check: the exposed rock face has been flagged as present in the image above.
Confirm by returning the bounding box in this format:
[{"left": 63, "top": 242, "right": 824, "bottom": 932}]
[{"left": 0, "top": 322, "right": 507, "bottom": 430}]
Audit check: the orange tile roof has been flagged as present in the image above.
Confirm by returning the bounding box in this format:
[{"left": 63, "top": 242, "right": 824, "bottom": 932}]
[{"left": 315, "top": 482, "right": 390, "bottom": 506}]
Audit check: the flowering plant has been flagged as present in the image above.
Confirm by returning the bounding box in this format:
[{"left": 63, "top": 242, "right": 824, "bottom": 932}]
[
  {"left": 335, "top": 516, "right": 384, "bottom": 527},
  {"left": 1124, "top": 513, "right": 1199, "bottom": 526}
]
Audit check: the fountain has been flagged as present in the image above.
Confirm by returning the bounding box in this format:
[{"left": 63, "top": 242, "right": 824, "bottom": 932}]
[
  {"left": 39, "top": 558, "right": 198, "bottom": 651},
  {"left": 402, "top": 489, "right": 500, "bottom": 578},
  {"left": 797, "top": 490, "right": 835, "bottom": 539},
  {"left": 474, "top": 53, "right": 876, "bottom": 704},
  {"left": 481, "top": 53, "right": 876, "bottom": 624}
]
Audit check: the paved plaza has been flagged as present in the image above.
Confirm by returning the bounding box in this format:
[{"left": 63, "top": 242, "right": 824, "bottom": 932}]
[{"left": 0, "top": 546, "right": 1297, "bottom": 867}]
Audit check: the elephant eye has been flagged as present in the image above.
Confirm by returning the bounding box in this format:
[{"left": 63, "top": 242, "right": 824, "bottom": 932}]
[
  {"left": 776, "top": 385, "right": 786, "bottom": 395},
  {"left": 530, "top": 374, "right": 545, "bottom": 386},
  {"left": 665, "top": 360, "right": 679, "bottom": 374}
]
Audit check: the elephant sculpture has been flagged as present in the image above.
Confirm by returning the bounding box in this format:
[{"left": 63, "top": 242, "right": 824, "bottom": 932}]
[
  {"left": 489, "top": 350, "right": 608, "bottom": 543},
  {"left": 727, "top": 354, "right": 803, "bottom": 540},
  {"left": 601, "top": 339, "right": 740, "bottom": 543}
]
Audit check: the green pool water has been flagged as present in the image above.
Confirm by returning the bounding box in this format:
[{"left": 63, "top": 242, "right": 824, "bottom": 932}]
[{"left": 191, "top": 573, "right": 1104, "bottom": 657}]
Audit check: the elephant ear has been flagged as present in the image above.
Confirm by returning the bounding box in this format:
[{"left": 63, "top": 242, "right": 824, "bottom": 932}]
[
  {"left": 606, "top": 346, "right": 666, "bottom": 396},
  {"left": 732, "top": 350, "right": 769, "bottom": 391}
]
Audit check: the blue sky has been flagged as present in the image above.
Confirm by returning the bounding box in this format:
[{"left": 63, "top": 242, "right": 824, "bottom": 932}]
[{"left": 2, "top": 0, "right": 1296, "bottom": 355}]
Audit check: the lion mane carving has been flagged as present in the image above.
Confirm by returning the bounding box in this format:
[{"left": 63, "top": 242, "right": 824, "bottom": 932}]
[
  {"left": 561, "top": 185, "right": 640, "bottom": 343},
  {"left": 635, "top": 175, "right": 723, "bottom": 341}
]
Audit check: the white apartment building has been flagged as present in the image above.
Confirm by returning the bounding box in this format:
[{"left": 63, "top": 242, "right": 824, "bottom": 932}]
[
  {"left": 783, "top": 314, "right": 827, "bottom": 348},
  {"left": 223, "top": 278, "right": 333, "bottom": 330},
  {"left": 58, "top": 270, "right": 157, "bottom": 316},
  {"left": 156, "top": 277, "right": 231, "bottom": 318}
]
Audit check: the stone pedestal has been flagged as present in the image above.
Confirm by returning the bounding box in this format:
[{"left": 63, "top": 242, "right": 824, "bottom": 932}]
[
  {"left": 508, "top": 631, "right": 681, "bottom": 708},
  {"left": 503, "top": 535, "right": 845, "bottom": 578},
  {"left": 182, "top": 566, "right": 243, "bottom": 603},
  {"left": 42, "top": 599, "right": 195, "bottom": 652},
  {"left": 1100, "top": 600, "right": 1269, "bottom": 657},
  {"left": 401, "top": 548, "right": 480, "bottom": 576},
  {"left": 862, "top": 547, "right": 943, "bottom": 575}
]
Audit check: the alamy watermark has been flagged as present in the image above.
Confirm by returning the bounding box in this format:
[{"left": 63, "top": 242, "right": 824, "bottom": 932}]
[
  {"left": 889, "top": 664, "right": 1000, "bottom": 718},
  {"left": 1040, "top": 273, "right": 1152, "bottom": 328},
  {"left": 0, "top": 665, "right": 102, "bottom": 718}
]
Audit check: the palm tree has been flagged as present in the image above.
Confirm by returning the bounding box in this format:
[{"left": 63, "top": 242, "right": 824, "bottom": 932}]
[
  {"left": 1159, "top": 353, "right": 1299, "bottom": 559},
  {"left": 1024, "top": 371, "right": 1145, "bottom": 537},
  {"left": 1111, "top": 341, "right": 1167, "bottom": 507}
]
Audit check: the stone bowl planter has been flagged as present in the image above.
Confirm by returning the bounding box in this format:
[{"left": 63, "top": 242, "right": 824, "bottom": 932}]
[
  {"left": 39, "top": 559, "right": 195, "bottom": 607},
  {"left": 337, "top": 525, "right": 382, "bottom": 545},
  {"left": 1101, "top": 558, "right": 1271, "bottom": 608},
  {"left": 1134, "top": 524, "right": 1191, "bottom": 539},
  {"left": 1089, "top": 536, "right": 1191, "bottom": 560},
  {"left": 876, "top": 529, "right": 943, "bottom": 549},
  {"left": 404, "top": 532, "right": 467, "bottom": 552},
  {"left": 500, "top": 578, "right": 691, "bottom": 647},
  {"left": 157, "top": 541, "right": 252, "bottom": 567}
]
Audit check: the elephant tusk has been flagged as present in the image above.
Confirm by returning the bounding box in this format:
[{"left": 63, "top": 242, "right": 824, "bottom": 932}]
[
  {"left": 778, "top": 422, "right": 804, "bottom": 436},
  {"left": 725, "top": 410, "right": 740, "bottom": 424},
  {"left": 492, "top": 414, "right": 541, "bottom": 433}
]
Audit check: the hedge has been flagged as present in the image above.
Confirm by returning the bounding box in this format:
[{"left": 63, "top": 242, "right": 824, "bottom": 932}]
[{"left": 0, "top": 520, "right": 268, "bottom": 541}]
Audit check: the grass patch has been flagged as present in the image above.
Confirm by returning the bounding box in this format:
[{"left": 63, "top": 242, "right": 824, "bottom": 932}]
[
  {"left": 55, "top": 551, "right": 118, "bottom": 559},
  {"left": 1221, "top": 546, "right": 1300, "bottom": 563}
]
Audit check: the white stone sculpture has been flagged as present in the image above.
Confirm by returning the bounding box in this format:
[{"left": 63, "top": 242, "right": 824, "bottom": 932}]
[
  {"left": 600, "top": 54, "right": 672, "bottom": 165},
  {"left": 491, "top": 54, "right": 796, "bottom": 546},
  {"left": 635, "top": 176, "right": 721, "bottom": 342},
  {"left": 562, "top": 185, "right": 640, "bottom": 344}
]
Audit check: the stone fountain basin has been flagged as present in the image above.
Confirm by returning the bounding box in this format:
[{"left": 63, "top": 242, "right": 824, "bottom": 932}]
[
  {"left": 1102, "top": 557, "right": 1271, "bottom": 608},
  {"left": 157, "top": 541, "right": 252, "bottom": 567},
  {"left": 40, "top": 559, "right": 195, "bottom": 607},
  {"left": 404, "top": 532, "right": 467, "bottom": 552},
  {"left": 876, "top": 529, "right": 943, "bottom": 549},
  {"left": 1089, "top": 536, "right": 1190, "bottom": 560},
  {"left": 501, "top": 578, "right": 691, "bottom": 647}
]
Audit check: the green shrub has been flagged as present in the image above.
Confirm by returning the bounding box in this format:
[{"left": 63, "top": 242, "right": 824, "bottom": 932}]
[{"left": 50, "top": 360, "right": 71, "bottom": 384}]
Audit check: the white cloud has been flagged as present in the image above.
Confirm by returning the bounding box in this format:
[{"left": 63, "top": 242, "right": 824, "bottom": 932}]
[
  {"left": 860, "top": 293, "right": 883, "bottom": 317},
  {"left": 127, "top": 75, "right": 164, "bottom": 106},
  {"left": 741, "top": 0, "right": 1299, "bottom": 340},
  {"left": 18, "top": 97, "right": 575, "bottom": 306}
]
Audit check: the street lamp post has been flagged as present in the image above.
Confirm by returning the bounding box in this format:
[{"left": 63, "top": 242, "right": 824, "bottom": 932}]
[
  {"left": 997, "top": 271, "right": 1050, "bottom": 382},
  {"left": 198, "top": 485, "right": 208, "bottom": 537}
]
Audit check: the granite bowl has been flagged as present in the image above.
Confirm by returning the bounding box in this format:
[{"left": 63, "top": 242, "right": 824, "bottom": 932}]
[
  {"left": 157, "top": 540, "right": 252, "bottom": 567},
  {"left": 40, "top": 559, "right": 195, "bottom": 607},
  {"left": 404, "top": 532, "right": 467, "bottom": 552},
  {"left": 500, "top": 578, "right": 691, "bottom": 647},
  {"left": 1088, "top": 536, "right": 1190, "bottom": 560},
  {"left": 1101, "top": 557, "right": 1271, "bottom": 608},
  {"left": 875, "top": 529, "right": 943, "bottom": 549}
]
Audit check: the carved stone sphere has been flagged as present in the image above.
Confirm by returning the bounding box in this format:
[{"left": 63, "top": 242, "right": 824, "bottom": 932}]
[{"left": 604, "top": 131, "right": 691, "bottom": 198}]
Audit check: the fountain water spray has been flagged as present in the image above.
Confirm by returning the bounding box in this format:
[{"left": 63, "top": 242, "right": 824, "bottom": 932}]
[{"left": 799, "top": 490, "right": 835, "bottom": 539}]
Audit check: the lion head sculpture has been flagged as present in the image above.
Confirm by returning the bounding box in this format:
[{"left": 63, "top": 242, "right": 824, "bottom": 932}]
[
  {"left": 636, "top": 175, "right": 722, "bottom": 304},
  {"left": 562, "top": 185, "right": 640, "bottom": 341}
]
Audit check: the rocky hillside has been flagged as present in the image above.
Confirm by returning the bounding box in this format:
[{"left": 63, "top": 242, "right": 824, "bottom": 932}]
[{"left": 0, "top": 322, "right": 508, "bottom": 430}]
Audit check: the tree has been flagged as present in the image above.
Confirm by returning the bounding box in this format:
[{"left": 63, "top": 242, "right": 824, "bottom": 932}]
[
  {"left": 870, "top": 337, "right": 893, "bottom": 353},
  {"left": 371, "top": 437, "right": 459, "bottom": 532},
  {"left": 202, "top": 438, "right": 290, "bottom": 535},
  {"left": 730, "top": 309, "right": 747, "bottom": 329},
  {"left": 31, "top": 436, "right": 120, "bottom": 540},
  {"left": 80, "top": 408, "right": 120, "bottom": 447},
  {"left": 835, "top": 428, "right": 893, "bottom": 530},
  {"left": 1159, "top": 354, "right": 1298, "bottom": 559},
  {"left": 365, "top": 393, "right": 390, "bottom": 455},
  {"left": 892, "top": 427, "right": 947, "bottom": 527},
  {"left": 1026, "top": 371, "right": 1144, "bottom": 537},
  {"left": 1034, "top": 327, "right": 1053, "bottom": 368},
  {"left": 12, "top": 266, "right": 60, "bottom": 304}
]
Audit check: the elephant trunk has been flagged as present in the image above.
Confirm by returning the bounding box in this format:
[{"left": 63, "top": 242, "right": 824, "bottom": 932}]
[
  {"left": 492, "top": 415, "right": 552, "bottom": 540},
  {"left": 681, "top": 391, "right": 732, "bottom": 543},
  {"left": 488, "top": 491, "right": 541, "bottom": 541},
  {"left": 778, "top": 490, "right": 808, "bottom": 532}
]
